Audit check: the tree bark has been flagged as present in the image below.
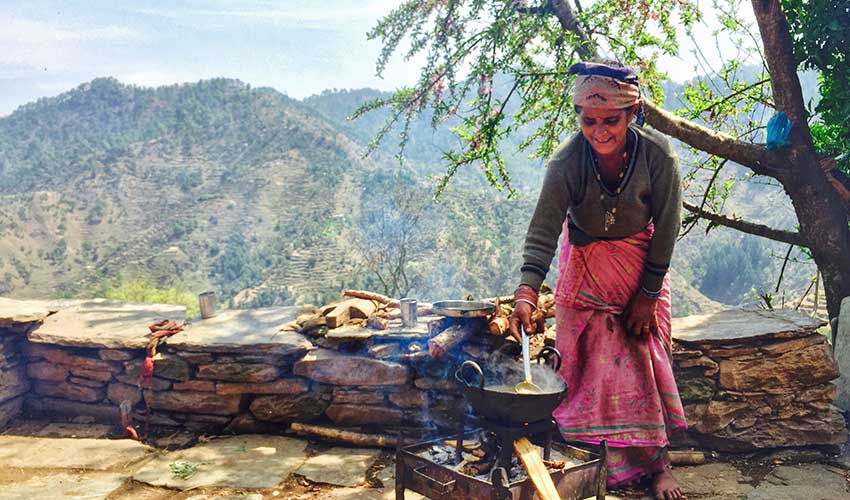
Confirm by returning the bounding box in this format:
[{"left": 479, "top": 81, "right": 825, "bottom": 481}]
[{"left": 749, "top": 0, "right": 850, "bottom": 318}]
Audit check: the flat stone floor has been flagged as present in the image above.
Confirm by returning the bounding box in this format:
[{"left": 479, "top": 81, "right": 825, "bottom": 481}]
[{"left": 0, "top": 420, "right": 847, "bottom": 500}]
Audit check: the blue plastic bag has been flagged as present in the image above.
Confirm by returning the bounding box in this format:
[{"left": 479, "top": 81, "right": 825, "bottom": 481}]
[{"left": 766, "top": 111, "right": 792, "bottom": 150}]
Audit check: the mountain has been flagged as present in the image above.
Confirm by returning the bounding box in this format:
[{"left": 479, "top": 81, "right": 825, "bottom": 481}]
[{"left": 0, "top": 76, "right": 788, "bottom": 316}]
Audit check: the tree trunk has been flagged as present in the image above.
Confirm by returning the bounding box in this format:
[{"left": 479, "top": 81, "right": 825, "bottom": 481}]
[{"left": 748, "top": 0, "right": 850, "bottom": 319}]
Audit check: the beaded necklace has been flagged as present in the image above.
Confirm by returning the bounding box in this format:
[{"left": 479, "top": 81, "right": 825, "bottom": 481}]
[{"left": 590, "top": 147, "right": 629, "bottom": 232}]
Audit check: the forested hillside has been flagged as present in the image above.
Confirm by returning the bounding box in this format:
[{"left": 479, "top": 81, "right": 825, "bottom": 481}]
[{"left": 0, "top": 76, "right": 816, "bottom": 316}]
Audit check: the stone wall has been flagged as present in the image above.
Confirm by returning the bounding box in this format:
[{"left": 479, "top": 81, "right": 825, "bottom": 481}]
[
  {"left": 1, "top": 299, "right": 847, "bottom": 453},
  {"left": 0, "top": 299, "right": 50, "bottom": 428}
]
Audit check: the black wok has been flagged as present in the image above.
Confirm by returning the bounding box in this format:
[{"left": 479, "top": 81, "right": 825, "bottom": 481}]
[{"left": 455, "top": 346, "right": 567, "bottom": 424}]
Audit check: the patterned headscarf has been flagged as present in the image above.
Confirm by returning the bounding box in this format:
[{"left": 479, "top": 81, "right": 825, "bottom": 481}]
[{"left": 569, "top": 62, "right": 641, "bottom": 110}]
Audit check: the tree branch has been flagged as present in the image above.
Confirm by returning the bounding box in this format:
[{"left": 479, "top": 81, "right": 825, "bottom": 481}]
[
  {"left": 550, "top": 0, "right": 593, "bottom": 59},
  {"left": 683, "top": 201, "right": 806, "bottom": 246},
  {"left": 644, "top": 102, "right": 781, "bottom": 178}
]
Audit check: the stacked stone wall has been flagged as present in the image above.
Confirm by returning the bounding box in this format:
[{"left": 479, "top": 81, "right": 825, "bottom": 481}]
[
  {"left": 0, "top": 300, "right": 846, "bottom": 453},
  {"left": 0, "top": 320, "right": 35, "bottom": 428}
]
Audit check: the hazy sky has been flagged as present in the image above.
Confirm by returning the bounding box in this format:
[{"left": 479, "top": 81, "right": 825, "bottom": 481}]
[{"left": 0, "top": 0, "right": 755, "bottom": 116}]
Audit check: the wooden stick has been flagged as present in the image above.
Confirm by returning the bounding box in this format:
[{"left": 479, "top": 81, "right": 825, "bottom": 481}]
[
  {"left": 514, "top": 437, "right": 561, "bottom": 500},
  {"left": 290, "top": 422, "right": 398, "bottom": 448},
  {"left": 343, "top": 289, "right": 399, "bottom": 307},
  {"left": 668, "top": 450, "right": 707, "bottom": 465}
]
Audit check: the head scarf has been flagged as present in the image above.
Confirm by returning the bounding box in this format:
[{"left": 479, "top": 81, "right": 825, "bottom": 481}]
[{"left": 569, "top": 61, "right": 641, "bottom": 111}]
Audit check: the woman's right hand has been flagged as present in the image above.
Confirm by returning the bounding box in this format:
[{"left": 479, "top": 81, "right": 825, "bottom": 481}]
[{"left": 508, "top": 300, "right": 536, "bottom": 342}]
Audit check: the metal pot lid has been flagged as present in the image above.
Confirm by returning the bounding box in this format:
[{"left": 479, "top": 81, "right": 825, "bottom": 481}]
[{"left": 432, "top": 300, "right": 495, "bottom": 318}]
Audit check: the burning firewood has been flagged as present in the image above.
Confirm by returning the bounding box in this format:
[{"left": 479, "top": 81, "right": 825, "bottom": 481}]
[
  {"left": 443, "top": 439, "right": 481, "bottom": 451},
  {"left": 542, "top": 459, "right": 567, "bottom": 469}
]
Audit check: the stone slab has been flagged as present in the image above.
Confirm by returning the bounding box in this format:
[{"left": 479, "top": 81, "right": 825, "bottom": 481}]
[
  {"left": 0, "top": 471, "right": 128, "bottom": 500},
  {"left": 746, "top": 464, "right": 849, "bottom": 500},
  {"left": 0, "top": 435, "right": 152, "bottom": 470},
  {"left": 167, "top": 306, "right": 312, "bottom": 356},
  {"left": 28, "top": 299, "right": 185, "bottom": 349},
  {"left": 0, "top": 297, "right": 56, "bottom": 324},
  {"left": 294, "top": 446, "right": 380, "bottom": 487},
  {"left": 667, "top": 462, "right": 754, "bottom": 500},
  {"left": 132, "top": 435, "right": 308, "bottom": 490},
  {"left": 835, "top": 296, "right": 850, "bottom": 411},
  {"left": 672, "top": 308, "right": 826, "bottom": 345}
]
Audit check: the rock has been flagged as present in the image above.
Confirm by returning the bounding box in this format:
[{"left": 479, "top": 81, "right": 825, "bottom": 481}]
[
  {"left": 250, "top": 392, "right": 330, "bottom": 422},
  {"left": 24, "top": 344, "right": 124, "bottom": 373},
  {"left": 69, "top": 366, "right": 115, "bottom": 382},
  {"left": 134, "top": 410, "right": 181, "bottom": 427},
  {"left": 295, "top": 447, "right": 380, "bottom": 487},
  {"left": 216, "top": 379, "right": 310, "bottom": 395},
  {"left": 748, "top": 464, "right": 849, "bottom": 500},
  {"left": 673, "top": 462, "right": 754, "bottom": 500},
  {"left": 325, "top": 404, "right": 404, "bottom": 426},
  {"left": 834, "top": 296, "right": 850, "bottom": 411},
  {"left": 294, "top": 349, "right": 410, "bottom": 386},
  {"left": 223, "top": 413, "right": 282, "bottom": 434},
  {"left": 677, "top": 370, "right": 717, "bottom": 402},
  {"left": 332, "top": 389, "right": 386, "bottom": 405},
  {"left": 718, "top": 341, "right": 838, "bottom": 392},
  {"left": 0, "top": 435, "right": 152, "bottom": 470},
  {"left": 676, "top": 355, "right": 720, "bottom": 376},
  {"left": 33, "top": 380, "right": 105, "bottom": 403},
  {"left": 132, "top": 435, "right": 308, "bottom": 490},
  {"left": 36, "top": 422, "right": 115, "bottom": 439},
  {"left": 115, "top": 373, "right": 171, "bottom": 391},
  {"left": 413, "top": 378, "right": 457, "bottom": 392},
  {"left": 388, "top": 389, "right": 429, "bottom": 409},
  {"left": 150, "top": 353, "right": 192, "bottom": 381},
  {"left": 70, "top": 376, "right": 107, "bottom": 388},
  {"left": 368, "top": 343, "right": 400, "bottom": 359},
  {"left": 27, "top": 361, "right": 69, "bottom": 382},
  {"left": 196, "top": 363, "right": 279, "bottom": 382},
  {"left": 693, "top": 400, "right": 750, "bottom": 434},
  {"left": 0, "top": 471, "right": 127, "bottom": 500},
  {"left": 27, "top": 299, "right": 184, "bottom": 349},
  {"left": 0, "top": 297, "right": 54, "bottom": 323},
  {"left": 0, "top": 395, "right": 24, "bottom": 427},
  {"left": 146, "top": 391, "right": 241, "bottom": 415},
  {"left": 216, "top": 354, "right": 287, "bottom": 364},
  {"left": 758, "top": 334, "right": 826, "bottom": 355},
  {"left": 175, "top": 351, "right": 215, "bottom": 364},
  {"left": 25, "top": 396, "right": 120, "bottom": 423},
  {"left": 672, "top": 309, "right": 824, "bottom": 345},
  {"left": 98, "top": 349, "right": 137, "bottom": 361},
  {"left": 107, "top": 382, "right": 143, "bottom": 406},
  {"left": 173, "top": 380, "right": 217, "bottom": 392},
  {"left": 166, "top": 307, "right": 311, "bottom": 357},
  {"left": 0, "top": 365, "right": 30, "bottom": 402}
]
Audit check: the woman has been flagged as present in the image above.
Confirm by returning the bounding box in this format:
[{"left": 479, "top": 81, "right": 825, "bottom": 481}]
[{"left": 509, "top": 61, "right": 687, "bottom": 500}]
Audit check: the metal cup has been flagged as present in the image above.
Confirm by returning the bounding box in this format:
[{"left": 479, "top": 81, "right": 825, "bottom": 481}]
[
  {"left": 198, "top": 291, "right": 217, "bottom": 319},
  {"left": 400, "top": 298, "right": 417, "bottom": 327}
]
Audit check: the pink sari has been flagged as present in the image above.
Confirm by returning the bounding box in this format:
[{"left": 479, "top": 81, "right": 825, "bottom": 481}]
[{"left": 552, "top": 220, "right": 687, "bottom": 487}]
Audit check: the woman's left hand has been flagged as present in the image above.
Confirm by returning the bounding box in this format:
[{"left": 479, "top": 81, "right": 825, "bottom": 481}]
[{"left": 624, "top": 292, "right": 658, "bottom": 339}]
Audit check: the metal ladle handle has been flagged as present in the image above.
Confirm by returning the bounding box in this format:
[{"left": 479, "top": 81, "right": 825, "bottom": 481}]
[{"left": 537, "top": 346, "right": 562, "bottom": 371}]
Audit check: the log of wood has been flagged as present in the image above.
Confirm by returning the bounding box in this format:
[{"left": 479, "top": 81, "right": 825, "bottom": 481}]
[
  {"left": 386, "top": 303, "right": 434, "bottom": 320},
  {"left": 480, "top": 294, "right": 516, "bottom": 305},
  {"left": 428, "top": 323, "right": 476, "bottom": 358},
  {"left": 290, "top": 422, "right": 399, "bottom": 448},
  {"left": 367, "top": 315, "right": 390, "bottom": 330},
  {"left": 488, "top": 317, "right": 509, "bottom": 336},
  {"left": 324, "top": 298, "right": 378, "bottom": 328},
  {"left": 514, "top": 437, "right": 561, "bottom": 500},
  {"left": 668, "top": 450, "right": 707, "bottom": 465},
  {"left": 343, "top": 289, "right": 399, "bottom": 307}
]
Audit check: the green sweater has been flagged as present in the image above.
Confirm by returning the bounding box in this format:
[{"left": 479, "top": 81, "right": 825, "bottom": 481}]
[{"left": 520, "top": 125, "right": 682, "bottom": 293}]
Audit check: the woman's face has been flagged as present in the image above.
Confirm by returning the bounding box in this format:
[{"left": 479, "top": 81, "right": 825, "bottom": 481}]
[{"left": 579, "top": 107, "right": 635, "bottom": 157}]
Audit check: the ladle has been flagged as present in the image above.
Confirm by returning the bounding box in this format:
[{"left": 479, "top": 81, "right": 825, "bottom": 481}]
[{"left": 515, "top": 325, "right": 543, "bottom": 394}]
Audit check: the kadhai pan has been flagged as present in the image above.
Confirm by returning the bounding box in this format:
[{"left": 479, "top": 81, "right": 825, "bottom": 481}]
[{"left": 455, "top": 346, "right": 566, "bottom": 424}]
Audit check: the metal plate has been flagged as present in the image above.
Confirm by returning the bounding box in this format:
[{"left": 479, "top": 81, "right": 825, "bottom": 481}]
[{"left": 432, "top": 300, "right": 495, "bottom": 318}]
